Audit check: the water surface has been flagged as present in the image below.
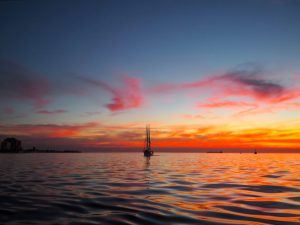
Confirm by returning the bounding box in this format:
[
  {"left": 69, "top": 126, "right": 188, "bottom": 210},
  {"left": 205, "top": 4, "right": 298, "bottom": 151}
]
[{"left": 0, "top": 153, "right": 299, "bottom": 225}]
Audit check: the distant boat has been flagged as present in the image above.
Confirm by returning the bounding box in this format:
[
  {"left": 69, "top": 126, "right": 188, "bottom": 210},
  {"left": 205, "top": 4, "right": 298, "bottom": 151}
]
[
  {"left": 207, "top": 150, "right": 223, "bottom": 153},
  {"left": 143, "top": 125, "right": 153, "bottom": 157}
]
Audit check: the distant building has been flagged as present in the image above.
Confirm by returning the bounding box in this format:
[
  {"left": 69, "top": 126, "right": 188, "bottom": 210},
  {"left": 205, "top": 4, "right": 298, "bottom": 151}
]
[{"left": 1, "top": 137, "right": 22, "bottom": 152}]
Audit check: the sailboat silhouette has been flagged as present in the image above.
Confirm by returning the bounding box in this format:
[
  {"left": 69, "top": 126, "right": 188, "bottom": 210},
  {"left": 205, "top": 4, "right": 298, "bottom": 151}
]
[{"left": 143, "top": 125, "right": 153, "bottom": 157}]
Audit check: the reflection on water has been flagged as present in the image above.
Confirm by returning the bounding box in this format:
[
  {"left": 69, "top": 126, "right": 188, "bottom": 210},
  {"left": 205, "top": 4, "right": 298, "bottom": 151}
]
[{"left": 0, "top": 153, "right": 299, "bottom": 225}]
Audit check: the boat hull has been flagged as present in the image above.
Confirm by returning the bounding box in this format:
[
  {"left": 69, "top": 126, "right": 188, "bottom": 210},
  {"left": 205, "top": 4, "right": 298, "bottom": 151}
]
[{"left": 144, "top": 150, "right": 153, "bottom": 157}]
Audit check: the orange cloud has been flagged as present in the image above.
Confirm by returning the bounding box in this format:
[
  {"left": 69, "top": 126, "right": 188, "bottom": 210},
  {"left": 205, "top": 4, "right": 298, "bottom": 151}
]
[{"left": 1, "top": 122, "right": 299, "bottom": 151}]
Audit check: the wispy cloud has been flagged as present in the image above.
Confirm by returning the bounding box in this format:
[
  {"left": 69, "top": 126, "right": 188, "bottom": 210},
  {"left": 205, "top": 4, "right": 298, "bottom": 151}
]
[
  {"left": 234, "top": 100, "right": 300, "bottom": 117},
  {"left": 197, "top": 100, "right": 256, "bottom": 108},
  {"left": 79, "top": 76, "right": 144, "bottom": 112},
  {"left": 36, "top": 109, "right": 68, "bottom": 115},
  {"left": 152, "top": 65, "right": 293, "bottom": 101},
  {"left": 0, "top": 122, "right": 99, "bottom": 138},
  {"left": 217, "top": 66, "right": 290, "bottom": 102},
  {"left": 80, "top": 111, "right": 102, "bottom": 117},
  {"left": 181, "top": 114, "right": 204, "bottom": 119},
  {"left": 0, "top": 60, "right": 90, "bottom": 112},
  {"left": 0, "top": 60, "right": 51, "bottom": 109},
  {"left": 152, "top": 64, "right": 300, "bottom": 116}
]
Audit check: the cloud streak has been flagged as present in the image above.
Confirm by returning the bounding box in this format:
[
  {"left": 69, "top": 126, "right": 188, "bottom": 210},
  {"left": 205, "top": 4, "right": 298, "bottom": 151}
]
[
  {"left": 36, "top": 109, "right": 68, "bottom": 115},
  {"left": 218, "top": 67, "right": 289, "bottom": 102},
  {"left": 79, "top": 76, "right": 144, "bottom": 112},
  {"left": 0, "top": 60, "right": 146, "bottom": 115},
  {"left": 0, "top": 60, "right": 51, "bottom": 109},
  {"left": 151, "top": 64, "right": 300, "bottom": 116},
  {"left": 152, "top": 65, "right": 294, "bottom": 101},
  {"left": 197, "top": 100, "right": 256, "bottom": 108}
]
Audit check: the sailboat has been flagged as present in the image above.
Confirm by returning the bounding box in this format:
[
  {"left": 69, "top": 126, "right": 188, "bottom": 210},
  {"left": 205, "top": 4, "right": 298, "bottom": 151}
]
[{"left": 143, "top": 125, "right": 153, "bottom": 157}]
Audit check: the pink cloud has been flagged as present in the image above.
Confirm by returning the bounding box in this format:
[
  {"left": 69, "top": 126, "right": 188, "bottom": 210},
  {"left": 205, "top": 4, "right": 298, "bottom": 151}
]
[
  {"left": 79, "top": 76, "right": 144, "bottom": 112},
  {"left": 0, "top": 60, "right": 51, "bottom": 109},
  {"left": 235, "top": 101, "right": 300, "bottom": 117},
  {"left": 151, "top": 66, "right": 300, "bottom": 116},
  {"left": 286, "top": 102, "right": 300, "bottom": 107},
  {"left": 197, "top": 100, "right": 257, "bottom": 108},
  {"left": 151, "top": 77, "right": 216, "bottom": 94},
  {"left": 152, "top": 66, "right": 300, "bottom": 102},
  {"left": 181, "top": 114, "right": 204, "bottom": 119}
]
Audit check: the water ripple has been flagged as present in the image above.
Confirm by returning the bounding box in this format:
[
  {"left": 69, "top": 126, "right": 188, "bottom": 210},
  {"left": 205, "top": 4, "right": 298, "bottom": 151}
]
[{"left": 0, "top": 153, "right": 300, "bottom": 225}]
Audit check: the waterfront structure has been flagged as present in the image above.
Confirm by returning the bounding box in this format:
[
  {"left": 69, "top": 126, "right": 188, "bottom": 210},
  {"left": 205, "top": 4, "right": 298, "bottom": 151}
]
[{"left": 1, "top": 137, "right": 22, "bottom": 152}]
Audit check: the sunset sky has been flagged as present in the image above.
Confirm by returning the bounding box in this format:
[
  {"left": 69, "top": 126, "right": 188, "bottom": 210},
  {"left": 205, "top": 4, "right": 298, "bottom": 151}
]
[{"left": 1, "top": 0, "right": 300, "bottom": 151}]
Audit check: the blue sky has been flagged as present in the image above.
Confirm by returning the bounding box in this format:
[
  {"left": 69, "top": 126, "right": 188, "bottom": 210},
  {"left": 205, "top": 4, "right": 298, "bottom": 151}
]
[{"left": 1, "top": 0, "right": 300, "bottom": 79}]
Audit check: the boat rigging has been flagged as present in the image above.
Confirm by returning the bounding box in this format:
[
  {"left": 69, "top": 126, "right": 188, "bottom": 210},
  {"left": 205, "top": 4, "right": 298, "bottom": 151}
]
[{"left": 143, "top": 125, "right": 153, "bottom": 157}]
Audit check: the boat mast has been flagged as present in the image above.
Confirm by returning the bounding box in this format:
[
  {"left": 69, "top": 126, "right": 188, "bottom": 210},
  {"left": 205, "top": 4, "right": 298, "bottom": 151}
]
[
  {"left": 145, "top": 125, "right": 147, "bottom": 150},
  {"left": 144, "top": 124, "right": 151, "bottom": 150},
  {"left": 148, "top": 124, "right": 151, "bottom": 150},
  {"left": 143, "top": 124, "right": 153, "bottom": 157}
]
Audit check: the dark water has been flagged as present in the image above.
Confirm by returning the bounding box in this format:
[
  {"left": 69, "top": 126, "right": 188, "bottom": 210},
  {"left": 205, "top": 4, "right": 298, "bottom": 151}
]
[{"left": 0, "top": 153, "right": 300, "bottom": 225}]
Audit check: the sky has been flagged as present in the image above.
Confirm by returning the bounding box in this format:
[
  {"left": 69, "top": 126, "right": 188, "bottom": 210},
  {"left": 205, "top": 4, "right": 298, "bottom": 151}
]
[{"left": 0, "top": 0, "right": 300, "bottom": 151}]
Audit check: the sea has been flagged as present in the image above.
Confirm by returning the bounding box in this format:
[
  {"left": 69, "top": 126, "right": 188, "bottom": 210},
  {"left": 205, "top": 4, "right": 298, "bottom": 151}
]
[{"left": 0, "top": 153, "right": 299, "bottom": 225}]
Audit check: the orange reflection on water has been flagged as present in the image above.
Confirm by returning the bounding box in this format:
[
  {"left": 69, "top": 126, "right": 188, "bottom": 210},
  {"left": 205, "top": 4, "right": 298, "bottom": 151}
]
[{"left": 137, "top": 153, "right": 300, "bottom": 224}]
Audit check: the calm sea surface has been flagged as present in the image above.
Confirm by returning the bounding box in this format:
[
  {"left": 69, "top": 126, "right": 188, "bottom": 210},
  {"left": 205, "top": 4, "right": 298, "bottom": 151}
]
[{"left": 0, "top": 153, "right": 299, "bottom": 225}]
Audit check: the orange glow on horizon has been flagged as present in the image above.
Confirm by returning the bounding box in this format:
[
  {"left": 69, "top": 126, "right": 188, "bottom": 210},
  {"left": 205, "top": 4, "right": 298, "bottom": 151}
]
[{"left": 0, "top": 122, "right": 299, "bottom": 151}]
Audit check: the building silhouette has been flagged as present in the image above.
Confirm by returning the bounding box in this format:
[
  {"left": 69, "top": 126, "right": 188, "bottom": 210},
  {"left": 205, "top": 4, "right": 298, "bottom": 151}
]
[{"left": 1, "top": 137, "right": 22, "bottom": 152}]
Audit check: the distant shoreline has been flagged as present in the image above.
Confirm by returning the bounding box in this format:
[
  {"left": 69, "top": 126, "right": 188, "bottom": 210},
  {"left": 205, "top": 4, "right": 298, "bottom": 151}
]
[
  {"left": 0, "top": 150, "right": 300, "bottom": 155},
  {"left": 0, "top": 150, "right": 81, "bottom": 154}
]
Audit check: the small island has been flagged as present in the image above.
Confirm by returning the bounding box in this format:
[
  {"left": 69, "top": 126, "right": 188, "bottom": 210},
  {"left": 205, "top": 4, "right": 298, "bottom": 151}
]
[{"left": 0, "top": 137, "right": 81, "bottom": 153}]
